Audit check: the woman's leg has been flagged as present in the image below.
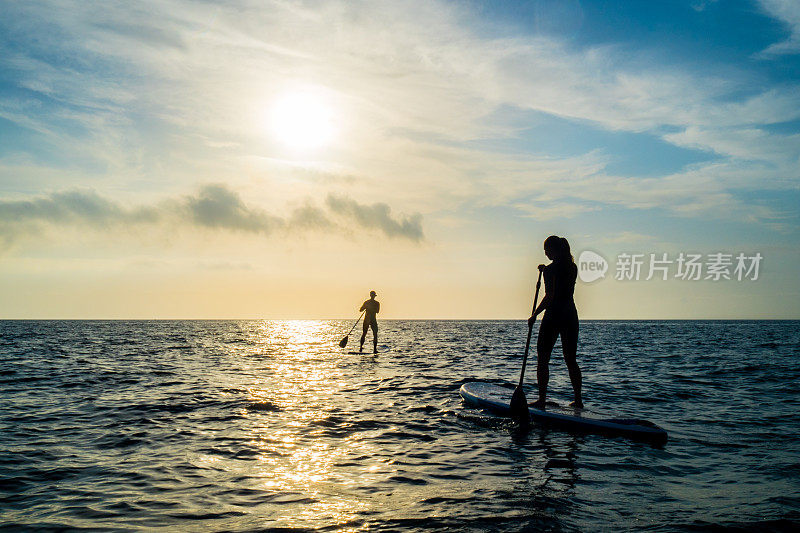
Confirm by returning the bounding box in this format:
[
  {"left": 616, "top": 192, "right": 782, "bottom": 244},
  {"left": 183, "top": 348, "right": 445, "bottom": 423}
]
[
  {"left": 534, "top": 316, "right": 558, "bottom": 408},
  {"left": 561, "top": 317, "right": 582, "bottom": 407}
]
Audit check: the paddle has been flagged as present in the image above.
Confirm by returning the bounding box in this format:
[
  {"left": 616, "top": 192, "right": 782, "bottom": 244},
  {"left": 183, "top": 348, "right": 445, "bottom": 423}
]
[
  {"left": 509, "top": 267, "right": 543, "bottom": 419},
  {"left": 338, "top": 311, "right": 365, "bottom": 348}
]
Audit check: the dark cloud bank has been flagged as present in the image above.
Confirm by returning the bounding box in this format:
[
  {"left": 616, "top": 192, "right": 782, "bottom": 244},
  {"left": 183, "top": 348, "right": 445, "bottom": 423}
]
[{"left": 0, "top": 184, "right": 424, "bottom": 247}]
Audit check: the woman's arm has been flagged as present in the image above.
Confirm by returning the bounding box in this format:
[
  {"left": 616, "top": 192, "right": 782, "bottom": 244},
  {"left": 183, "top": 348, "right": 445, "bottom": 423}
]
[
  {"left": 530, "top": 264, "right": 557, "bottom": 318},
  {"left": 533, "top": 293, "right": 551, "bottom": 317},
  {"left": 528, "top": 293, "right": 550, "bottom": 327}
]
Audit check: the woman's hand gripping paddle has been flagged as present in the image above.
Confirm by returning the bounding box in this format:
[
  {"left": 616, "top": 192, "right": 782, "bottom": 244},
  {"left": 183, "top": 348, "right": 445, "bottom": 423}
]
[
  {"left": 339, "top": 311, "right": 366, "bottom": 348},
  {"left": 510, "top": 268, "right": 543, "bottom": 420}
]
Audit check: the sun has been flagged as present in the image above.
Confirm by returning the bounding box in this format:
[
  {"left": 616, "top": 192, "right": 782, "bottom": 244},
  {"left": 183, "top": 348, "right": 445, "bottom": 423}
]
[{"left": 270, "top": 90, "right": 335, "bottom": 151}]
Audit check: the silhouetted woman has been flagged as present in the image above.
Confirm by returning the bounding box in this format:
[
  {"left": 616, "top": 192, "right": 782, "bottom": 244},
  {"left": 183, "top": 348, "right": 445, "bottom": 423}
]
[{"left": 528, "top": 236, "right": 582, "bottom": 409}]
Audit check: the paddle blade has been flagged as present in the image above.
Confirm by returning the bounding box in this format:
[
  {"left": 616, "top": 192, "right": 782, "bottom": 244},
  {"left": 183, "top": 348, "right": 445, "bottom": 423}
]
[
  {"left": 339, "top": 336, "right": 349, "bottom": 348},
  {"left": 509, "top": 386, "right": 530, "bottom": 419}
]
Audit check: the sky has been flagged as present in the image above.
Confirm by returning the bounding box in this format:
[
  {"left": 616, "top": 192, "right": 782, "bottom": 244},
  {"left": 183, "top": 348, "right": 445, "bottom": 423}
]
[{"left": 0, "top": 0, "right": 798, "bottom": 319}]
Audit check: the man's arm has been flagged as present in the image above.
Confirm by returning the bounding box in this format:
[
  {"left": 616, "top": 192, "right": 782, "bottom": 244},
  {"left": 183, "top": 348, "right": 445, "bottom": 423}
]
[
  {"left": 376, "top": 302, "right": 380, "bottom": 314},
  {"left": 360, "top": 301, "right": 366, "bottom": 311}
]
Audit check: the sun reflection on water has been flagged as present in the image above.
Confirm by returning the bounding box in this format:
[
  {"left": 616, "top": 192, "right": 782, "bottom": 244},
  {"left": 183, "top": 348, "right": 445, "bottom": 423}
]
[
  {"left": 196, "top": 320, "right": 473, "bottom": 529},
  {"left": 237, "top": 320, "right": 384, "bottom": 527}
]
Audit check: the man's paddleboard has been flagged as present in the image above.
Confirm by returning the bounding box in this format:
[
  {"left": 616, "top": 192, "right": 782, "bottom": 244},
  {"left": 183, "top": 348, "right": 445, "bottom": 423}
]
[{"left": 460, "top": 382, "right": 668, "bottom": 445}]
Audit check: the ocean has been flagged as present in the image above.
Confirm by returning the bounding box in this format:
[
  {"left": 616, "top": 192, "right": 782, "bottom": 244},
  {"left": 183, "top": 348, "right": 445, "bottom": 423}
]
[{"left": 1, "top": 320, "right": 798, "bottom": 531}]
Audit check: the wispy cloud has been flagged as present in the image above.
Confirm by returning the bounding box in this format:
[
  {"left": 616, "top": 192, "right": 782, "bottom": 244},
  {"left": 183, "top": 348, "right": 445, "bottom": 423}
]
[
  {"left": 663, "top": 126, "right": 800, "bottom": 163},
  {"left": 757, "top": 0, "right": 800, "bottom": 56}
]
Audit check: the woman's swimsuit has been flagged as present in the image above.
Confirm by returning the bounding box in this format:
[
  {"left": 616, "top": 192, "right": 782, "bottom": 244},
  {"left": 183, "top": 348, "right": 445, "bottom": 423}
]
[{"left": 537, "top": 261, "right": 579, "bottom": 356}]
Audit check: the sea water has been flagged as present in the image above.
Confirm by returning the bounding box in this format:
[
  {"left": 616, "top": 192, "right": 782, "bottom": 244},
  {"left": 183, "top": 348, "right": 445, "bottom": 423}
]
[{"left": 1, "top": 320, "right": 798, "bottom": 531}]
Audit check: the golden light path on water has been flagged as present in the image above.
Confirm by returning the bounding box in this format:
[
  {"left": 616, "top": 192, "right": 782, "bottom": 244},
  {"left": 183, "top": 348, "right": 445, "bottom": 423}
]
[{"left": 204, "top": 321, "right": 395, "bottom": 528}]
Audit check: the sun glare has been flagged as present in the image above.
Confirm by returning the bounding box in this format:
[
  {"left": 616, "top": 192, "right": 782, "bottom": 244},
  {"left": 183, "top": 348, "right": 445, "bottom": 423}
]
[{"left": 270, "top": 90, "right": 335, "bottom": 151}]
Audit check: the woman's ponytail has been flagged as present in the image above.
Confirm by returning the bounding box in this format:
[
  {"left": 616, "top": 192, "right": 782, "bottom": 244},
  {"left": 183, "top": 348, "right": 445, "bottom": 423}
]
[{"left": 560, "top": 237, "right": 574, "bottom": 264}]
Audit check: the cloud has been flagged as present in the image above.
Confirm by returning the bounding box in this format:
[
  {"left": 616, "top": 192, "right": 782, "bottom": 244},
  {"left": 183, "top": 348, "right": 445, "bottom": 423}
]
[
  {"left": 185, "top": 184, "right": 280, "bottom": 233},
  {"left": 0, "top": 189, "right": 155, "bottom": 226},
  {"left": 758, "top": 0, "right": 800, "bottom": 56},
  {"left": 0, "top": 184, "right": 425, "bottom": 250},
  {"left": 663, "top": 126, "right": 800, "bottom": 162},
  {"left": 326, "top": 195, "right": 424, "bottom": 241}
]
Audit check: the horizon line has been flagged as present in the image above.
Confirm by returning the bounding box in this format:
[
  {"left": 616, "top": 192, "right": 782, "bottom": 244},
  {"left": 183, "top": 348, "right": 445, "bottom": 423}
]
[{"left": 1, "top": 317, "right": 798, "bottom": 322}]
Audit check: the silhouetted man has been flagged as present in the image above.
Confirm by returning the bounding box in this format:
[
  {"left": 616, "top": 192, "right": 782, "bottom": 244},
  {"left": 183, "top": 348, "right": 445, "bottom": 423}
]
[{"left": 359, "top": 291, "right": 380, "bottom": 353}]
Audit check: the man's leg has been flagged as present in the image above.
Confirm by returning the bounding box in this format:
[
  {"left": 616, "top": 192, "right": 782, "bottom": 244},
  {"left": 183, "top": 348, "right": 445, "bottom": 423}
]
[{"left": 360, "top": 321, "right": 369, "bottom": 352}]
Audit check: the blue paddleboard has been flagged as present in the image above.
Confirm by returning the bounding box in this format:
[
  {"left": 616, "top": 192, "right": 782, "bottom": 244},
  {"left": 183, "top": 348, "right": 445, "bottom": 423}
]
[{"left": 460, "top": 382, "right": 668, "bottom": 445}]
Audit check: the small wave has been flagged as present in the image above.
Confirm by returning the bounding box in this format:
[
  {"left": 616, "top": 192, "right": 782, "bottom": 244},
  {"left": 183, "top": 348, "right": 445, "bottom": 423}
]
[
  {"left": 166, "top": 511, "right": 248, "bottom": 520},
  {"left": 544, "top": 458, "right": 574, "bottom": 469},
  {"left": 406, "top": 404, "right": 440, "bottom": 414},
  {"left": 203, "top": 414, "right": 246, "bottom": 422},
  {"left": 12, "top": 375, "right": 49, "bottom": 383},
  {"left": 686, "top": 438, "right": 749, "bottom": 449},
  {"left": 93, "top": 434, "right": 146, "bottom": 450},
  {"left": 233, "top": 449, "right": 261, "bottom": 459},
  {"left": 758, "top": 342, "right": 781, "bottom": 349},
  {"left": 245, "top": 401, "right": 280, "bottom": 412},
  {"left": 136, "top": 499, "right": 183, "bottom": 510},
  {"left": 451, "top": 377, "right": 512, "bottom": 390},
  {"left": 309, "top": 416, "right": 385, "bottom": 432},
  {"left": 674, "top": 390, "right": 709, "bottom": 400},
  {"left": 387, "top": 475, "right": 428, "bottom": 485},
  {"left": 375, "top": 430, "right": 437, "bottom": 443},
  {"left": 196, "top": 445, "right": 276, "bottom": 461},
  {"left": 419, "top": 495, "right": 471, "bottom": 504},
  {"left": 266, "top": 493, "right": 319, "bottom": 505},
  {"left": 629, "top": 395, "right": 668, "bottom": 403}
]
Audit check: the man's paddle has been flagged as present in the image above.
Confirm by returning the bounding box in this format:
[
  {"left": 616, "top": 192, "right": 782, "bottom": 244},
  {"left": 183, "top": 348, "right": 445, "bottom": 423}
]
[
  {"left": 338, "top": 311, "right": 365, "bottom": 348},
  {"left": 509, "top": 267, "right": 544, "bottom": 419}
]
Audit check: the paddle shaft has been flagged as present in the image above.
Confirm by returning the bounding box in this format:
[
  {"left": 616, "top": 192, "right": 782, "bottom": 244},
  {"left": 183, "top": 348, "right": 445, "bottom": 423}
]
[
  {"left": 517, "top": 269, "right": 543, "bottom": 387},
  {"left": 346, "top": 311, "right": 366, "bottom": 335}
]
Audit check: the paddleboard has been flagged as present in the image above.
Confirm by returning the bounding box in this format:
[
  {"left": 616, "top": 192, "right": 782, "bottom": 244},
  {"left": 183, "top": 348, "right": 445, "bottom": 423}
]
[
  {"left": 346, "top": 351, "right": 378, "bottom": 355},
  {"left": 460, "top": 382, "right": 668, "bottom": 445}
]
